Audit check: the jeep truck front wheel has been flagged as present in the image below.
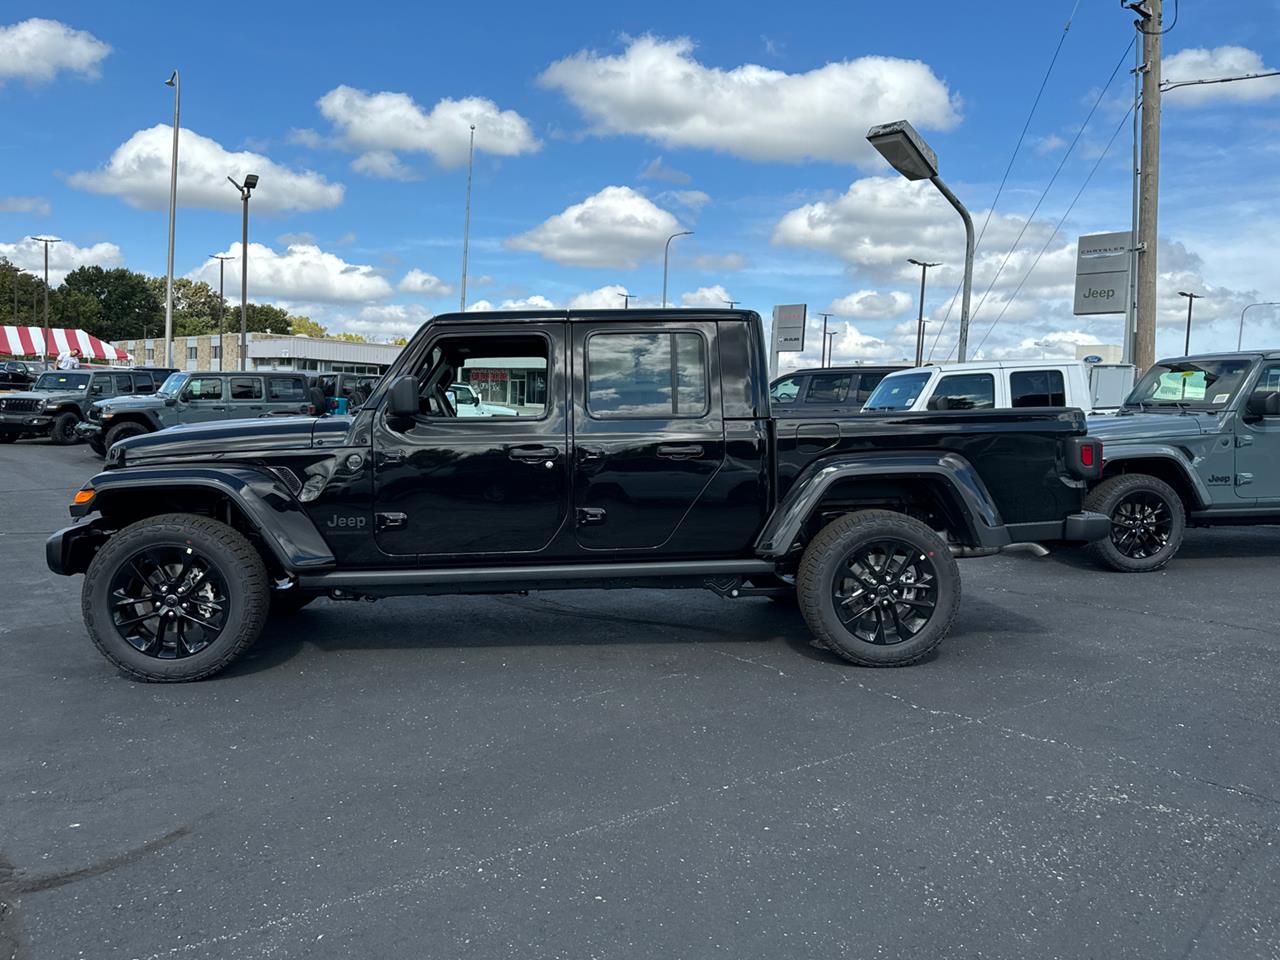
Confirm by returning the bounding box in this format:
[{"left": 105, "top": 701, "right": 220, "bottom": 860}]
[
  {"left": 1084, "top": 473, "right": 1185, "bottom": 573},
  {"left": 796, "top": 510, "right": 961, "bottom": 667},
  {"left": 81, "top": 513, "right": 270, "bottom": 682}
]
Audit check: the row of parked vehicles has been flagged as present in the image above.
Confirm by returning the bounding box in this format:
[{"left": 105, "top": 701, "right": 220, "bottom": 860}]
[{"left": 16, "top": 307, "right": 1278, "bottom": 683}]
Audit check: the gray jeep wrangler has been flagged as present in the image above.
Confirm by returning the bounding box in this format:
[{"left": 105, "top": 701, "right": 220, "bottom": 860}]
[
  {"left": 0, "top": 369, "right": 164, "bottom": 445},
  {"left": 1084, "top": 351, "right": 1280, "bottom": 571}
]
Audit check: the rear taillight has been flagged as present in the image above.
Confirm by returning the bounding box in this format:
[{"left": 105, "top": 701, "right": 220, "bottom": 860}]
[{"left": 1081, "top": 443, "right": 1096, "bottom": 468}]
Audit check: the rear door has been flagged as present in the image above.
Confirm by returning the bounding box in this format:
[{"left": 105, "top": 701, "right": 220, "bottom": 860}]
[
  {"left": 265, "top": 375, "right": 311, "bottom": 416},
  {"left": 1237, "top": 362, "right": 1280, "bottom": 502},
  {"left": 572, "top": 320, "right": 725, "bottom": 550},
  {"left": 226, "top": 376, "right": 265, "bottom": 418}
]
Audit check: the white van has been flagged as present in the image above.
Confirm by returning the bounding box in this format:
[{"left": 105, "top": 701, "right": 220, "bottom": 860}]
[{"left": 861, "top": 360, "right": 1126, "bottom": 414}]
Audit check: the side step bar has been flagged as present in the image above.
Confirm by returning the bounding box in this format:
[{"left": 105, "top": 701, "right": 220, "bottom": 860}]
[{"left": 298, "top": 558, "right": 776, "bottom": 591}]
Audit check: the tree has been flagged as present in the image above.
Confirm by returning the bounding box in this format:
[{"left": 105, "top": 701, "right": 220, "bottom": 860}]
[
  {"left": 0, "top": 258, "right": 52, "bottom": 331},
  {"left": 59, "top": 266, "right": 163, "bottom": 342},
  {"left": 289, "top": 315, "right": 328, "bottom": 338},
  {"left": 388, "top": 336, "right": 408, "bottom": 346},
  {"left": 332, "top": 332, "right": 367, "bottom": 343}
]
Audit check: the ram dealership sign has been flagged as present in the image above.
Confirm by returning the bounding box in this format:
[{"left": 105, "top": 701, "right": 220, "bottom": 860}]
[{"left": 1073, "top": 231, "right": 1130, "bottom": 316}]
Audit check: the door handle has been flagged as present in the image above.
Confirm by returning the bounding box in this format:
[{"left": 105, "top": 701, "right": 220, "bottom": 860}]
[
  {"left": 210, "top": 405, "right": 226, "bottom": 411},
  {"left": 657, "top": 444, "right": 703, "bottom": 459},
  {"left": 508, "top": 445, "right": 559, "bottom": 463},
  {"left": 577, "top": 447, "right": 603, "bottom": 462}
]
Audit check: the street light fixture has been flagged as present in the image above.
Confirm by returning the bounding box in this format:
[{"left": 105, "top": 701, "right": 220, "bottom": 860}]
[
  {"left": 907, "top": 258, "right": 942, "bottom": 367},
  {"left": 661, "top": 230, "right": 694, "bottom": 308},
  {"left": 210, "top": 254, "right": 235, "bottom": 371},
  {"left": 163, "top": 70, "right": 181, "bottom": 368},
  {"left": 1238, "top": 301, "right": 1280, "bottom": 351},
  {"left": 722, "top": 298, "right": 741, "bottom": 309},
  {"left": 228, "top": 174, "right": 259, "bottom": 364},
  {"left": 868, "top": 120, "right": 975, "bottom": 361},
  {"left": 618, "top": 292, "right": 635, "bottom": 310},
  {"left": 1178, "top": 291, "right": 1202, "bottom": 355},
  {"left": 29, "top": 236, "right": 61, "bottom": 364}
]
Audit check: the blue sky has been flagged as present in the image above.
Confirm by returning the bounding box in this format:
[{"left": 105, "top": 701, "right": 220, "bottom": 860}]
[{"left": 2, "top": 2, "right": 1279, "bottom": 365}]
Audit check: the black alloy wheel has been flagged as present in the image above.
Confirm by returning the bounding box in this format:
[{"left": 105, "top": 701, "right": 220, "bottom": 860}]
[
  {"left": 1108, "top": 491, "right": 1173, "bottom": 560},
  {"left": 107, "top": 545, "right": 230, "bottom": 659},
  {"left": 831, "top": 539, "right": 938, "bottom": 646},
  {"left": 50, "top": 411, "right": 79, "bottom": 445}
]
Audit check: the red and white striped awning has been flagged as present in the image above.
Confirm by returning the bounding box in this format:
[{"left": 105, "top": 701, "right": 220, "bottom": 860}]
[{"left": 0, "top": 326, "right": 132, "bottom": 362}]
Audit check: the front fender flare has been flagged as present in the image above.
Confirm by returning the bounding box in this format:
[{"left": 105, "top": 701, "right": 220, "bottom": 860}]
[
  {"left": 755, "top": 451, "right": 1009, "bottom": 558},
  {"left": 1099, "top": 444, "right": 1210, "bottom": 508},
  {"left": 76, "top": 466, "right": 335, "bottom": 573}
]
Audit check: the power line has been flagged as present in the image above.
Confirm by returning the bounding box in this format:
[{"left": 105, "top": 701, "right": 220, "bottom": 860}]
[
  {"left": 1162, "top": 69, "right": 1280, "bottom": 92},
  {"left": 923, "top": 0, "right": 1082, "bottom": 357},
  {"left": 967, "top": 103, "right": 1131, "bottom": 358},
  {"left": 943, "top": 37, "right": 1136, "bottom": 361}
]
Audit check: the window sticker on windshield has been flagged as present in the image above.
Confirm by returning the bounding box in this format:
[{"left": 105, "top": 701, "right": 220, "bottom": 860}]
[{"left": 1213, "top": 393, "right": 1229, "bottom": 404}]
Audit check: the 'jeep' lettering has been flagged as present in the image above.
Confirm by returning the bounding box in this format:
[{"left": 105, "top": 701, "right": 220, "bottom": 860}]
[
  {"left": 1083, "top": 286, "right": 1116, "bottom": 300},
  {"left": 327, "top": 515, "right": 367, "bottom": 529}
]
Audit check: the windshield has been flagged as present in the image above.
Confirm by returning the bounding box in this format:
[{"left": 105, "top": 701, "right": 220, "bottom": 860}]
[
  {"left": 863, "top": 371, "right": 931, "bottom": 411},
  {"left": 157, "top": 372, "right": 189, "bottom": 397},
  {"left": 33, "top": 372, "right": 90, "bottom": 391},
  {"left": 1126, "top": 359, "right": 1253, "bottom": 409}
]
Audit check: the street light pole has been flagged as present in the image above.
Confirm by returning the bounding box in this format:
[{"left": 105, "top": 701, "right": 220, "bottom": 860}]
[
  {"left": 908, "top": 258, "right": 942, "bottom": 367},
  {"left": 29, "top": 236, "right": 60, "bottom": 364},
  {"left": 227, "top": 175, "right": 259, "bottom": 366},
  {"left": 163, "top": 70, "right": 181, "bottom": 368},
  {"left": 460, "top": 123, "right": 475, "bottom": 312},
  {"left": 1238, "top": 302, "right": 1280, "bottom": 351},
  {"left": 866, "top": 120, "right": 975, "bottom": 361},
  {"left": 817, "top": 313, "right": 832, "bottom": 365},
  {"left": 661, "top": 230, "right": 693, "bottom": 308},
  {"left": 210, "top": 254, "right": 234, "bottom": 371},
  {"left": 1178, "top": 291, "right": 1202, "bottom": 355}
]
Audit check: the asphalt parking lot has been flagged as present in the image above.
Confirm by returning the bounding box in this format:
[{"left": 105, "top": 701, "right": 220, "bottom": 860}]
[{"left": 2, "top": 439, "right": 1278, "bottom": 960}]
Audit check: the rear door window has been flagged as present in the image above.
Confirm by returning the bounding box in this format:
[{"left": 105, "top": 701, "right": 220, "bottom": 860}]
[
  {"left": 112, "top": 374, "right": 134, "bottom": 394},
  {"left": 134, "top": 373, "right": 155, "bottom": 394},
  {"left": 805, "top": 374, "right": 852, "bottom": 404},
  {"left": 855, "top": 372, "right": 890, "bottom": 403},
  {"left": 929, "top": 373, "right": 995, "bottom": 410},
  {"left": 586, "top": 332, "right": 708, "bottom": 418},
  {"left": 1010, "top": 369, "right": 1066, "bottom": 407},
  {"left": 229, "top": 377, "right": 263, "bottom": 400}
]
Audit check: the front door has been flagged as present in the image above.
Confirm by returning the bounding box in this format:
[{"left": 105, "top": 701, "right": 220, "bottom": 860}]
[
  {"left": 1237, "top": 362, "right": 1280, "bottom": 502},
  {"left": 572, "top": 321, "right": 726, "bottom": 550},
  {"left": 178, "top": 375, "right": 228, "bottom": 422},
  {"left": 372, "top": 324, "right": 570, "bottom": 560}
]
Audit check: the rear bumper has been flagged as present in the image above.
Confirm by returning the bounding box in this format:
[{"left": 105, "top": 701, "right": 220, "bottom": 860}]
[{"left": 1005, "top": 511, "right": 1110, "bottom": 545}]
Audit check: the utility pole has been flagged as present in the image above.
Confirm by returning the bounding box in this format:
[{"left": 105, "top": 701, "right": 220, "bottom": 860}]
[
  {"left": 1134, "top": 0, "right": 1162, "bottom": 370},
  {"left": 30, "top": 236, "right": 61, "bottom": 365},
  {"left": 211, "top": 254, "right": 234, "bottom": 371},
  {"left": 460, "top": 124, "right": 475, "bottom": 312},
  {"left": 908, "top": 258, "right": 941, "bottom": 367},
  {"left": 818, "top": 313, "right": 832, "bottom": 365}
]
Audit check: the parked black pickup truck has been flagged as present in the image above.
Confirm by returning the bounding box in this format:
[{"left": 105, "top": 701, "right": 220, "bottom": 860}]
[{"left": 46, "top": 309, "right": 1106, "bottom": 682}]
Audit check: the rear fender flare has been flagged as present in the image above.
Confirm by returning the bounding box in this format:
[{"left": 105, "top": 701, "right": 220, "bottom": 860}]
[
  {"left": 83, "top": 466, "right": 335, "bottom": 572},
  {"left": 755, "top": 452, "right": 1009, "bottom": 557}
]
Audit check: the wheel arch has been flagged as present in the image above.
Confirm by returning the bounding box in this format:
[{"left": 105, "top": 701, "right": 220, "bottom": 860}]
[
  {"left": 756, "top": 452, "right": 1010, "bottom": 560},
  {"left": 1097, "top": 450, "right": 1206, "bottom": 510}
]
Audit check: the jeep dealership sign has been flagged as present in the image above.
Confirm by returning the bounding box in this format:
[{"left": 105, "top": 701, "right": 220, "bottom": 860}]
[{"left": 1073, "top": 231, "right": 1130, "bottom": 316}]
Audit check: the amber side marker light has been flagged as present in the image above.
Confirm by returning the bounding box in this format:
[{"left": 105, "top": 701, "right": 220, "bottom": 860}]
[{"left": 73, "top": 489, "right": 95, "bottom": 505}]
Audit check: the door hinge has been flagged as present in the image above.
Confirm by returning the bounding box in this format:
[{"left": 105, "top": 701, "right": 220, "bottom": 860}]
[
  {"left": 1236, "top": 473, "right": 1254, "bottom": 487},
  {"left": 1235, "top": 435, "right": 1254, "bottom": 448},
  {"left": 576, "top": 507, "right": 606, "bottom": 526},
  {"left": 376, "top": 511, "right": 408, "bottom": 530}
]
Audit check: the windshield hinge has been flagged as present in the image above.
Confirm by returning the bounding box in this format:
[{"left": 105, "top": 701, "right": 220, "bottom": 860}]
[{"left": 1235, "top": 435, "right": 1254, "bottom": 448}]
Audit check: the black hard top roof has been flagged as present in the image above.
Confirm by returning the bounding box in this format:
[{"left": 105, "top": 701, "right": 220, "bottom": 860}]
[{"left": 432, "top": 308, "right": 758, "bottom": 324}]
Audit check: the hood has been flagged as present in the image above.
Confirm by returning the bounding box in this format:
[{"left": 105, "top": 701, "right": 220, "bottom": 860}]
[
  {"left": 110, "top": 415, "right": 354, "bottom": 466},
  {"left": 1086, "top": 411, "right": 1210, "bottom": 442},
  {"left": 98, "top": 394, "right": 166, "bottom": 413},
  {"left": 0, "top": 388, "right": 82, "bottom": 405}
]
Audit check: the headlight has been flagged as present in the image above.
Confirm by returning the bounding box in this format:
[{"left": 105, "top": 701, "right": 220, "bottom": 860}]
[{"left": 38, "top": 399, "right": 49, "bottom": 412}]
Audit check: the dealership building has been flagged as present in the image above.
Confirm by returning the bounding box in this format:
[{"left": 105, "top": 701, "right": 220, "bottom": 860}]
[{"left": 114, "top": 333, "right": 401, "bottom": 375}]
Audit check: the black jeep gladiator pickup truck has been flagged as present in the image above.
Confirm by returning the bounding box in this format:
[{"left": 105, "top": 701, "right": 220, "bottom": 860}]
[{"left": 46, "top": 309, "right": 1106, "bottom": 681}]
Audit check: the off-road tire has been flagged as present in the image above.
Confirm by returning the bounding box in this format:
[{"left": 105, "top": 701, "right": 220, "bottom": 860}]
[
  {"left": 1085, "top": 473, "right": 1185, "bottom": 573},
  {"left": 104, "top": 420, "right": 149, "bottom": 452},
  {"left": 797, "top": 509, "right": 961, "bottom": 667},
  {"left": 88, "top": 437, "right": 106, "bottom": 457},
  {"left": 81, "top": 513, "right": 270, "bottom": 682},
  {"left": 49, "top": 411, "right": 79, "bottom": 445}
]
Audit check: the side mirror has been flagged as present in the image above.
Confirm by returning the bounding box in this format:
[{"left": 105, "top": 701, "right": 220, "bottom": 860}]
[
  {"left": 1245, "top": 392, "right": 1278, "bottom": 419},
  {"left": 386, "top": 375, "right": 419, "bottom": 418}
]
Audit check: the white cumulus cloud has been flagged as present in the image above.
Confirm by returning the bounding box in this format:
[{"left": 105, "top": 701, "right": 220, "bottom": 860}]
[
  {"left": 0, "top": 196, "right": 51, "bottom": 215},
  {"left": 398, "top": 269, "right": 454, "bottom": 297},
  {"left": 316, "top": 85, "right": 540, "bottom": 173},
  {"left": 0, "top": 236, "right": 123, "bottom": 286},
  {"left": 69, "top": 126, "right": 344, "bottom": 213},
  {"left": 540, "top": 35, "right": 960, "bottom": 164},
  {"left": 327, "top": 303, "right": 433, "bottom": 341},
  {"left": 0, "top": 18, "right": 110, "bottom": 85},
  {"left": 567, "top": 285, "right": 635, "bottom": 310},
  {"left": 680, "top": 285, "right": 734, "bottom": 308},
  {"left": 507, "top": 186, "right": 683, "bottom": 268},
  {"left": 827, "top": 290, "right": 913, "bottom": 320},
  {"left": 188, "top": 243, "right": 392, "bottom": 304},
  {"left": 1163, "top": 46, "right": 1280, "bottom": 105}
]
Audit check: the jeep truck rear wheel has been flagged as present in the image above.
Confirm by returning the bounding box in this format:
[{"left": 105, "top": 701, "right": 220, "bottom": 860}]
[
  {"left": 796, "top": 510, "right": 961, "bottom": 667},
  {"left": 81, "top": 513, "right": 270, "bottom": 682},
  {"left": 1085, "top": 473, "right": 1185, "bottom": 573}
]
